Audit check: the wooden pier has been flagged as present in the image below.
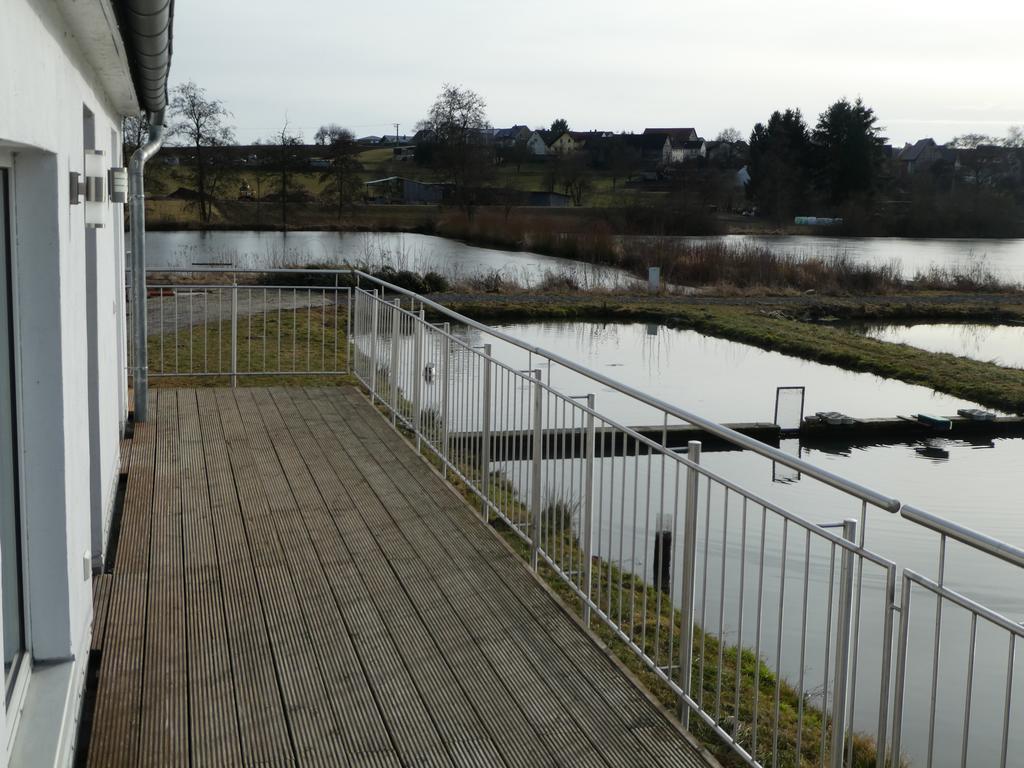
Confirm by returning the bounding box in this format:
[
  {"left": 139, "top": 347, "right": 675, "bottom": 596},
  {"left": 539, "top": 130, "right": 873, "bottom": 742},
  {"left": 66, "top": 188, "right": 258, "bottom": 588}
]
[
  {"left": 451, "top": 414, "right": 1024, "bottom": 460},
  {"left": 84, "top": 387, "right": 714, "bottom": 767}
]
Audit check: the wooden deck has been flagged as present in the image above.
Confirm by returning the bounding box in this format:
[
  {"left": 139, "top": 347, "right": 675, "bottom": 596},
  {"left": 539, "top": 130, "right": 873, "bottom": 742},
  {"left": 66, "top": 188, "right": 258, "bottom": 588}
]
[{"left": 85, "top": 386, "right": 714, "bottom": 767}]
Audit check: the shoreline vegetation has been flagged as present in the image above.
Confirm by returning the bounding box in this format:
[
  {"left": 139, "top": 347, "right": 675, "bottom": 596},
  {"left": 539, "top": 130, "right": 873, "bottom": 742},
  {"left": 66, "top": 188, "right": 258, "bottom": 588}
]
[{"left": 147, "top": 226, "right": 1024, "bottom": 413}]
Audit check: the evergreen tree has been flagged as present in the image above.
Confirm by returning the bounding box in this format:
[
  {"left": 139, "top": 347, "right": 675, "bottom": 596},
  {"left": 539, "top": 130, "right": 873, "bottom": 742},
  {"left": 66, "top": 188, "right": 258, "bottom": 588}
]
[
  {"left": 811, "top": 97, "right": 886, "bottom": 205},
  {"left": 748, "top": 109, "right": 812, "bottom": 221}
]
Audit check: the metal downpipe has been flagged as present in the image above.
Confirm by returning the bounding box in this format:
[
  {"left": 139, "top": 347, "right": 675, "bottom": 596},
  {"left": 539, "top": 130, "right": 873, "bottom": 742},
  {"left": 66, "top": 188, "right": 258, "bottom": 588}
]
[{"left": 129, "top": 108, "right": 165, "bottom": 422}]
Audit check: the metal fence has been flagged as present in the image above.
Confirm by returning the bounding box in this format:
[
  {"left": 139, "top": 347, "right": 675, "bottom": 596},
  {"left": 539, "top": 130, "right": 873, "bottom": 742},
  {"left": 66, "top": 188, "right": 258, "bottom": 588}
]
[
  {"left": 350, "top": 275, "right": 1024, "bottom": 768},
  {"left": 131, "top": 269, "right": 352, "bottom": 382}
]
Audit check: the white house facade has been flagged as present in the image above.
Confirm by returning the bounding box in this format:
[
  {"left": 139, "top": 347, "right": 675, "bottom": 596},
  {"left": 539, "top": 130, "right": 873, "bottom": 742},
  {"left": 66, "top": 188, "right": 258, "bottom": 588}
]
[{"left": 0, "top": 0, "right": 172, "bottom": 764}]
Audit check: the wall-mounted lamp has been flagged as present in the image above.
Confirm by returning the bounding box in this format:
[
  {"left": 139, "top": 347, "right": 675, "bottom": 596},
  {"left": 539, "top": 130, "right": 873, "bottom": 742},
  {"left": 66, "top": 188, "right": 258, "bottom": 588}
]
[
  {"left": 108, "top": 167, "right": 128, "bottom": 203},
  {"left": 83, "top": 149, "right": 106, "bottom": 228}
]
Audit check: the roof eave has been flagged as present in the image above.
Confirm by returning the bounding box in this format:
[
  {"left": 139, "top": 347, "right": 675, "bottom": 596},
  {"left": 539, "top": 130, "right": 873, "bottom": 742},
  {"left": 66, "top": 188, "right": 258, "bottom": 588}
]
[{"left": 55, "top": 0, "right": 140, "bottom": 115}]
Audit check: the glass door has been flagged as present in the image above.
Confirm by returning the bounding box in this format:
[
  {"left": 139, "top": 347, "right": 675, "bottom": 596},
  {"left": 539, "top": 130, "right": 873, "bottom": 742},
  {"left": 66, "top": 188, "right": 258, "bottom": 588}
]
[{"left": 0, "top": 167, "right": 25, "bottom": 697}]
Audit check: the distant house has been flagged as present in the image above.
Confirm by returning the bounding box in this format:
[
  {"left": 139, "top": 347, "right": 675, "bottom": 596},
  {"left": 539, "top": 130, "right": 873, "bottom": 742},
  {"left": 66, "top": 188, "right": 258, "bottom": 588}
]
[
  {"left": 364, "top": 177, "right": 448, "bottom": 204},
  {"left": 357, "top": 135, "right": 383, "bottom": 145},
  {"left": 669, "top": 139, "right": 707, "bottom": 163},
  {"left": 622, "top": 133, "right": 672, "bottom": 165},
  {"left": 548, "top": 131, "right": 578, "bottom": 154},
  {"left": 897, "top": 138, "right": 945, "bottom": 175},
  {"left": 527, "top": 130, "right": 554, "bottom": 156},
  {"left": 644, "top": 127, "right": 698, "bottom": 143},
  {"left": 494, "top": 125, "right": 532, "bottom": 146}
]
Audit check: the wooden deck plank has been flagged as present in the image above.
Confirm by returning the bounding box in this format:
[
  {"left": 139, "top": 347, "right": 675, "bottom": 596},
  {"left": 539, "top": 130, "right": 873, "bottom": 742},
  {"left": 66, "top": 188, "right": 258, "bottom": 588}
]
[
  {"left": 86, "top": 387, "right": 716, "bottom": 768},
  {"left": 313, "top": 386, "right": 711, "bottom": 768},
  {"left": 236, "top": 389, "right": 476, "bottom": 767},
  {"left": 90, "top": 574, "right": 112, "bottom": 653},
  {"left": 296, "top": 388, "right": 647, "bottom": 767},
  {"left": 213, "top": 388, "right": 348, "bottom": 767},
  {"left": 197, "top": 388, "right": 295, "bottom": 766},
  {"left": 280, "top": 391, "right": 618, "bottom": 768},
  {"left": 138, "top": 389, "right": 188, "bottom": 767},
  {"left": 87, "top": 390, "right": 159, "bottom": 768},
  {"left": 177, "top": 389, "right": 244, "bottom": 766}
]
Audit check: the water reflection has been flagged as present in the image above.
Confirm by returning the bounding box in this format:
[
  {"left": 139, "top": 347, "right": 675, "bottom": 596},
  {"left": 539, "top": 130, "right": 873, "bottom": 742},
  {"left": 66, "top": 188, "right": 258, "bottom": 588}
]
[
  {"left": 146, "top": 230, "right": 634, "bottom": 287},
  {"left": 469, "top": 321, "right": 991, "bottom": 426},
  {"left": 859, "top": 322, "right": 1024, "bottom": 369}
]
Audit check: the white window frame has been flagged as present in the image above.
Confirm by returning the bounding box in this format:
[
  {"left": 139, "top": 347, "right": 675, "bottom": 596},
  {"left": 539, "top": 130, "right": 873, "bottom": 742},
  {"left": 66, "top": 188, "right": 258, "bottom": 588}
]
[{"left": 0, "top": 149, "right": 36, "bottom": 757}]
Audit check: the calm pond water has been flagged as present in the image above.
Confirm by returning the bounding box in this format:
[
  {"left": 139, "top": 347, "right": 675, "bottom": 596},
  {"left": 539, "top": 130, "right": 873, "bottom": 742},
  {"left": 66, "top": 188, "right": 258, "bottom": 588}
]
[
  {"left": 666, "top": 234, "right": 1024, "bottom": 283},
  {"left": 146, "top": 230, "right": 634, "bottom": 287},
  {"left": 458, "top": 321, "right": 993, "bottom": 427},
  {"left": 861, "top": 322, "right": 1024, "bottom": 369},
  {"left": 150, "top": 230, "right": 1024, "bottom": 285},
  {"left": 435, "top": 320, "right": 1022, "bottom": 766}
]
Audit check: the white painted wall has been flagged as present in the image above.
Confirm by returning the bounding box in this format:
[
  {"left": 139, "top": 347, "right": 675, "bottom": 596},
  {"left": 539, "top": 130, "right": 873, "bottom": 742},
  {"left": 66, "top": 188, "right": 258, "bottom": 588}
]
[{"left": 1, "top": 0, "right": 134, "bottom": 763}]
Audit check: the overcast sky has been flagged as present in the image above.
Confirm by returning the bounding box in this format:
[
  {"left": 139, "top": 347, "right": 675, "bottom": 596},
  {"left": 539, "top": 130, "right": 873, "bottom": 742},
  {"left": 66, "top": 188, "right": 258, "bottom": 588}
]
[{"left": 169, "top": 0, "right": 1024, "bottom": 146}]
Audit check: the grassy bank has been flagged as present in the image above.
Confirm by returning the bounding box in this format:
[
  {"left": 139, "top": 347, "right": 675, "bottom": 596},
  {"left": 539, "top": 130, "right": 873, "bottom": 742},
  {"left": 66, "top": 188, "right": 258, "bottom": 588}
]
[{"left": 439, "top": 296, "right": 1024, "bottom": 414}]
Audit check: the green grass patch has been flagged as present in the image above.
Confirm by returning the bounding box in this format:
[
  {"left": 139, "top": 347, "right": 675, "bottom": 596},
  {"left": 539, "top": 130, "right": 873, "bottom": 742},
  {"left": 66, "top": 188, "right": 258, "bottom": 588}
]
[{"left": 147, "top": 305, "right": 353, "bottom": 388}]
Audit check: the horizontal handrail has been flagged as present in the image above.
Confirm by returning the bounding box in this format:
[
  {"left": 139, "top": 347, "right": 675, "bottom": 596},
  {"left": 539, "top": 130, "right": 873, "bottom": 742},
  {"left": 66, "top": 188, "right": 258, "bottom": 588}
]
[
  {"left": 901, "top": 504, "right": 1024, "bottom": 569},
  {"left": 142, "top": 266, "right": 356, "bottom": 275},
  {"left": 353, "top": 271, "right": 901, "bottom": 513}
]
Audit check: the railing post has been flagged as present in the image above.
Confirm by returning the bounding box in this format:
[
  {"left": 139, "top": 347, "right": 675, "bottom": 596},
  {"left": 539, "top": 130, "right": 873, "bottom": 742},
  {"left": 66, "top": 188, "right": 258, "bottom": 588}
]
[
  {"left": 230, "top": 276, "right": 238, "bottom": 388},
  {"left": 440, "top": 322, "right": 450, "bottom": 476},
  {"left": 889, "top": 572, "right": 913, "bottom": 768},
  {"left": 479, "top": 344, "right": 492, "bottom": 521},
  {"left": 346, "top": 286, "right": 353, "bottom": 375},
  {"left": 678, "top": 440, "right": 701, "bottom": 725},
  {"left": 581, "top": 393, "right": 596, "bottom": 626},
  {"left": 412, "top": 310, "right": 425, "bottom": 451},
  {"left": 389, "top": 298, "right": 401, "bottom": 424},
  {"left": 529, "top": 369, "right": 543, "bottom": 571},
  {"left": 830, "top": 519, "right": 858, "bottom": 768},
  {"left": 369, "top": 290, "right": 379, "bottom": 402}
]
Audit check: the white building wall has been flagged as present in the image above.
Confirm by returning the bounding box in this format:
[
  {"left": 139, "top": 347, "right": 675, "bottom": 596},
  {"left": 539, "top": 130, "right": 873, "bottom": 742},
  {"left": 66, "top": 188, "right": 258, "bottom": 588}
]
[{"left": 1, "top": 0, "right": 132, "bottom": 763}]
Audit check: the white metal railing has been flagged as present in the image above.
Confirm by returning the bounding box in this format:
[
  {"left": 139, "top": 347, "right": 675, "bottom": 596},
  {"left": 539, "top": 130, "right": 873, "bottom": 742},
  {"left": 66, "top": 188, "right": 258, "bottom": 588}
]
[
  {"left": 132, "top": 268, "right": 352, "bottom": 382},
  {"left": 349, "top": 273, "right": 1024, "bottom": 768}
]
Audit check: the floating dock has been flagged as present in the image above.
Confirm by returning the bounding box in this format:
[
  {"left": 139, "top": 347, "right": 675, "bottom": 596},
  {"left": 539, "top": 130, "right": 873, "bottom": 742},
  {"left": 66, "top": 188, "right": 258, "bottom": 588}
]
[{"left": 451, "top": 415, "right": 1024, "bottom": 460}]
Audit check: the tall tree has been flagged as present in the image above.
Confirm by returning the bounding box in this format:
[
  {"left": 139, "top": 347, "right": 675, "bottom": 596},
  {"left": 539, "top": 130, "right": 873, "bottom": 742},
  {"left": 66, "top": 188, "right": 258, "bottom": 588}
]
[
  {"left": 314, "top": 124, "right": 362, "bottom": 219},
  {"left": 1003, "top": 125, "right": 1024, "bottom": 148},
  {"left": 551, "top": 153, "right": 593, "bottom": 205},
  {"left": 550, "top": 118, "right": 569, "bottom": 135},
  {"left": 949, "top": 133, "right": 994, "bottom": 149},
  {"left": 420, "top": 84, "right": 493, "bottom": 214},
  {"left": 748, "top": 109, "right": 812, "bottom": 221},
  {"left": 168, "top": 80, "right": 236, "bottom": 224},
  {"left": 268, "top": 118, "right": 303, "bottom": 231},
  {"left": 607, "top": 138, "right": 641, "bottom": 190},
  {"left": 122, "top": 114, "right": 149, "bottom": 159},
  {"left": 715, "top": 127, "right": 743, "bottom": 143},
  {"left": 811, "top": 97, "right": 886, "bottom": 205}
]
